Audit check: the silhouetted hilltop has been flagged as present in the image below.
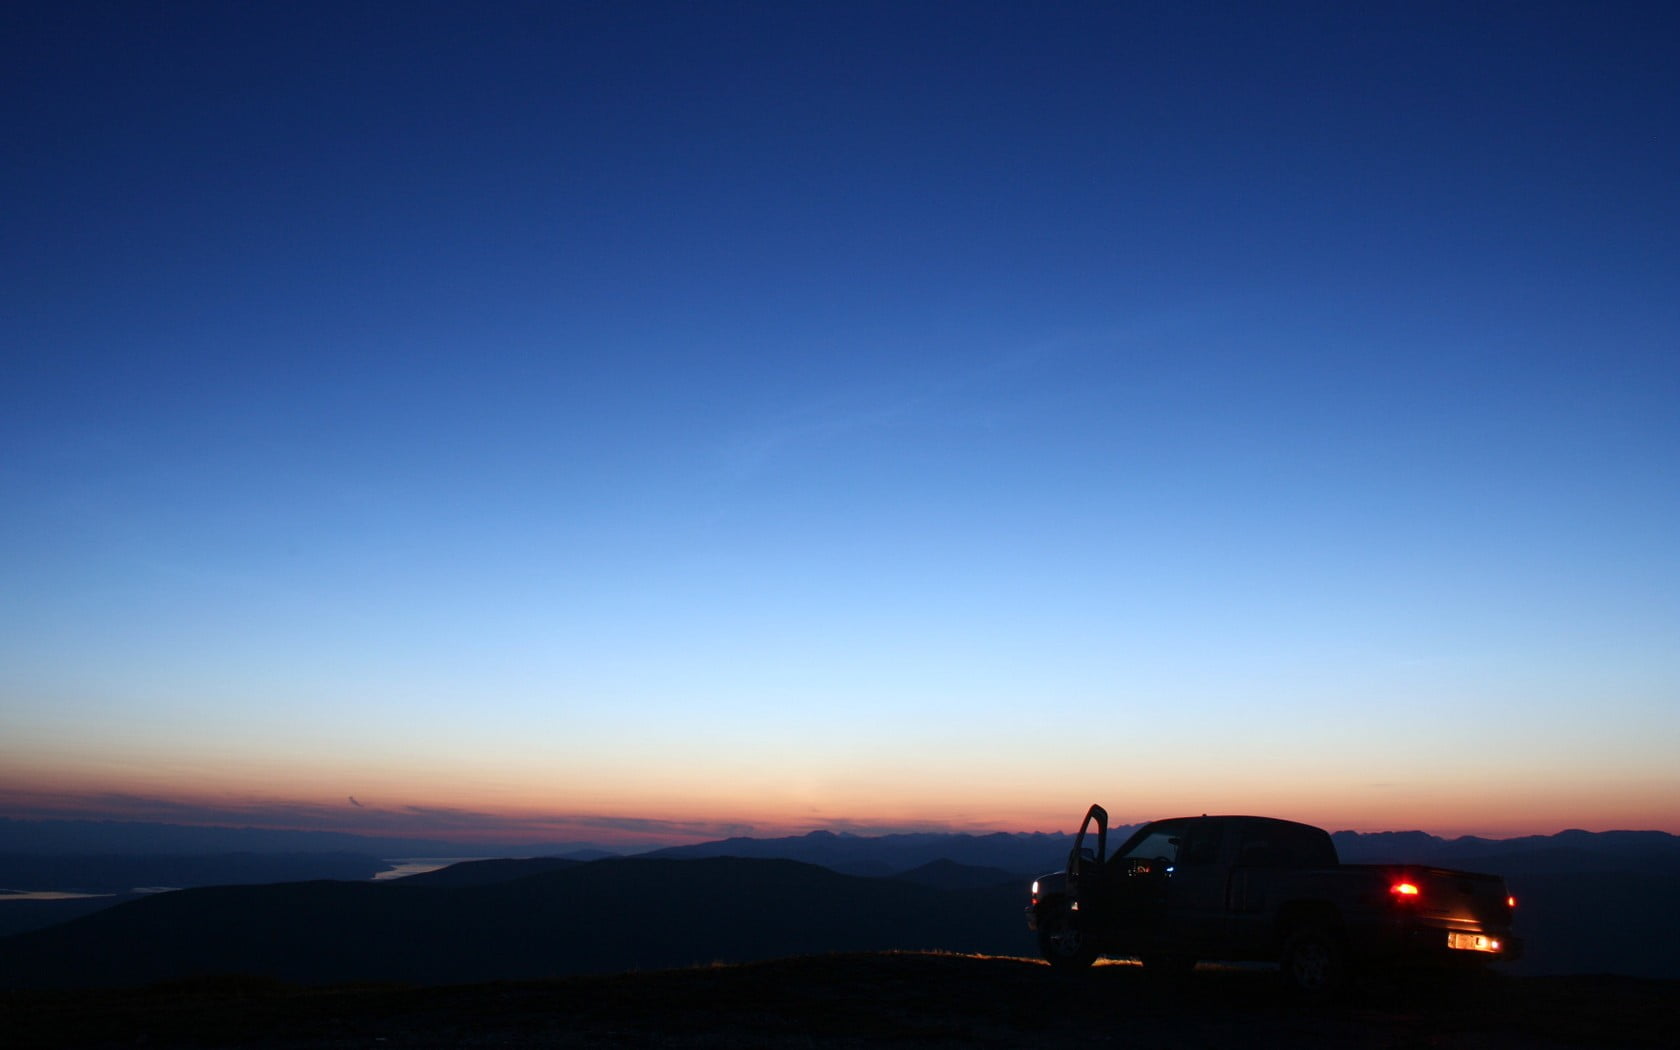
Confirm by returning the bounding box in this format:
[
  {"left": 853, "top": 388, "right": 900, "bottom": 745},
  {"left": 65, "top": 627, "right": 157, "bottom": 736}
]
[
  {"left": 395, "top": 855, "right": 581, "bottom": 887},
  {"left": 889, "top": 858, "right": 1021, "bottom": 890},
  {"left": 0, "top": 856, "right": 1030, "bottom": 989},
  {"left": 0, "top": 893, "right": 146, "bottom": 939}
]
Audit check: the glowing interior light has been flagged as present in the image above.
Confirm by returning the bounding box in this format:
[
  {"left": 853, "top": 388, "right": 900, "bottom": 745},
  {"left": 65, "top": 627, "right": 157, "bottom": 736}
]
[{"left": 1391, "top": 882, "right": 1420, "bottom": 896}]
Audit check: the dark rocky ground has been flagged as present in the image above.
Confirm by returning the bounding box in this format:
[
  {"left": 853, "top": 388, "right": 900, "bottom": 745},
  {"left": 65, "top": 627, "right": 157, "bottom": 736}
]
[{"left": 5, "top": 952, "right": 1676, "bottom": 1049}]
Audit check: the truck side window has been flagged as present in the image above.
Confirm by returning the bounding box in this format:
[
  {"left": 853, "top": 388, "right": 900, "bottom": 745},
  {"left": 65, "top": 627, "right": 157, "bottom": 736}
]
[
  {"left": 1272, "top": 825, "right": 1336, "bottom": 867},
  {"left": 1237, "top": 825, "right": 1335, "bottom": 867},
  {"left": 1179, "top": 823, "right": 1223, "bottom": 866},
  {"left": 1118, "top": 824, "right": 1185, "bottom": 864}
]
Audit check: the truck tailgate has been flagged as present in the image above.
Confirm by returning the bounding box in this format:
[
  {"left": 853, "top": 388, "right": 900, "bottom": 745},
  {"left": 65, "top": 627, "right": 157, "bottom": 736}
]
[{"left": 1345, "top": 862, "right": 1516, "bottom": 938}]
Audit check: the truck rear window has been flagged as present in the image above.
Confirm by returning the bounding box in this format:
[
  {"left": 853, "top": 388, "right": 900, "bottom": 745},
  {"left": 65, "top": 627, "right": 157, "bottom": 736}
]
[{"left": 1236, "top": 824, "right": 1336, "bottom": 868}]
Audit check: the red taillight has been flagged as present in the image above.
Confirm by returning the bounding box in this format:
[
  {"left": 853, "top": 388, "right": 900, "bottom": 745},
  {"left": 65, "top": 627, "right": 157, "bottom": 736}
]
[
  {"left": 1391, "top": 881, "right": 1420, "bottom": 898},
  {"left": 1507, "top": 895, "right": 1517, "bottom": 909}
]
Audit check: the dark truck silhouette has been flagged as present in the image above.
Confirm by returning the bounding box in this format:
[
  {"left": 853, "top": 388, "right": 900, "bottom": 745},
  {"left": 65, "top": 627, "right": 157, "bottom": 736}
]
[{"left": 1026, "top": 806, "right": 1521, "bottom": 994}]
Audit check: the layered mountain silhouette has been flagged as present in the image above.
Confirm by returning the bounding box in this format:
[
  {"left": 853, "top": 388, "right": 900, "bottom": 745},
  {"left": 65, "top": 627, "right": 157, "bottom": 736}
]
[
  {"left": 9, "top": 817, "right": 1676, "bottom": 887},
  {"left": 0, "top": 856, "right": 1032, "bottom": 989},
  {"left": 643, "top": 828, "right": 1090, "bottom": 878},
  {"left": 890, "top": 858, "right": 1022, "bottom": 890},
  {"left": 1331, "top": 828, "right": 1680, "bottom": 871},
  {"left": 5, "top": 821, "right": 1679, "bottom": 987}
]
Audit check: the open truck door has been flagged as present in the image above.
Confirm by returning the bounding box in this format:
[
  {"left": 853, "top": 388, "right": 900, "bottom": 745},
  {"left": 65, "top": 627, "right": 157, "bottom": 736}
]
[
  {"left": 1031, "top": 803, "right": 1109, "bottom": 969},
  {"left": 1068, "top": 804, "right": 1108, "bottom": 894}
]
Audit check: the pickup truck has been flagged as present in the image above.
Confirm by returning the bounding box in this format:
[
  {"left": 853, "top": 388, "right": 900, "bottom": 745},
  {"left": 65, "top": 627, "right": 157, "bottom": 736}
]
[{"left": 1026, "top": 805, "right": 1521, "bottom": 994}]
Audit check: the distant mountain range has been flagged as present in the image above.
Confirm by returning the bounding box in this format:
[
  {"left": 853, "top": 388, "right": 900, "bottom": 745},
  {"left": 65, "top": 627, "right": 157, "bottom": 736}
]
[
  {"left": 7, "top": 817, "right": 1679, "bottom": 904},
  {"left": 8, "top": 816, "right": 1678, "bottom": 880},
  {"left": 643, "top": 827, "right": 1087, "bottom": 878},
  {"left": 645, "top": 823, "right": 1680, "bottom": 884},
  {"left": 1331, "top": 828, "right": 1680, "bottom": 871},
  {"left": 5, "top": 818, "right": 1678, "bottom": 984}
]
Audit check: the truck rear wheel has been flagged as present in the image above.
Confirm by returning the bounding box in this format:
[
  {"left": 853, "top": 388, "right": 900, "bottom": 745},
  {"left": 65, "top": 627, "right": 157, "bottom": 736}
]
[
  {"left": 1038, "top": 910, "right": 1097, "bottom": 970},
  {"left": 1280, "top": 925, "right": 1347, "bottom": 998}
]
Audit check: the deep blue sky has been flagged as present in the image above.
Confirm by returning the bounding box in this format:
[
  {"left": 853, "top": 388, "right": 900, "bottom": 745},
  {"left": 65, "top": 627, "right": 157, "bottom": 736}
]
[{"left": 3, "top": 2, "right": 1676, "bottom": 844}]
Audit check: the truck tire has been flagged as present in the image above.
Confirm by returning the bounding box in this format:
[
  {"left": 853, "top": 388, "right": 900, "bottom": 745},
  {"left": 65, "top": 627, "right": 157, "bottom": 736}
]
[
  {"left": 1280, "top": 926, "right": 1347, "bottom": 998},
  {"left": 1038, "top": 910, "right": 1097, "bottom": 970}
]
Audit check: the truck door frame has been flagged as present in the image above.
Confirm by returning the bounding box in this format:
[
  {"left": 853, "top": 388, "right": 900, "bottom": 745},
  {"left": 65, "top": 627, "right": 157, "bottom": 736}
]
[{"left": 1159, "top": 816, "right": 1233, "bottom": 955}]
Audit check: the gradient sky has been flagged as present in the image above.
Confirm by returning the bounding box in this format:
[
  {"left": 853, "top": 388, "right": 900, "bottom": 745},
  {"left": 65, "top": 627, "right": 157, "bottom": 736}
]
[{"left": 3, "top": 2, "right": 1677, "bottom": 848}]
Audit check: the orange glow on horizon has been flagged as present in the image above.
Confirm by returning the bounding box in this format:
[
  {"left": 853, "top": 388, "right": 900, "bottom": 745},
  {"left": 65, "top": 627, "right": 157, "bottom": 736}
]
[
  {"left": 4, "top": 770, "right": 1679, "bottom": 849},
  {"left": 8, "top": 697, "right": 1679, "bottom": 847},
  {"left": 5, "top": 747, "right": 1679, "bottom": 846}
]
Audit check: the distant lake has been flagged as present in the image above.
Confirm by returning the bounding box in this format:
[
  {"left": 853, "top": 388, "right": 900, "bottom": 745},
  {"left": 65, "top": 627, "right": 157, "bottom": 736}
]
[
  {"left": 0, "top": 859, "right": 481, "bottom": 900},
  {"left": 373, "top": 858, "right": 485, "bottom": 881}
]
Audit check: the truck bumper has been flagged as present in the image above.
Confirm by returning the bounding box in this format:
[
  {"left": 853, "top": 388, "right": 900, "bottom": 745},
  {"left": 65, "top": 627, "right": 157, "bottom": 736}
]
[{"left": 1377, "top": 923, "right": 1523, "bottom": 964}]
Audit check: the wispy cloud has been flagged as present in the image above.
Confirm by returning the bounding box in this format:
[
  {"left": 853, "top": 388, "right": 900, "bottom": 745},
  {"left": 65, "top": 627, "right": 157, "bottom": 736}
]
[
  {"left": 0, "top": 786, "right": 773, "bottom": 848},
  {"left": 708, "top": 316, "right": 1217, "bottom": 487},
  {"left": 710, "top": 335, "right": 1075, "bottom": 482},
  {"left": 715, "top": 391, "right": 931, "bottom": 482}
]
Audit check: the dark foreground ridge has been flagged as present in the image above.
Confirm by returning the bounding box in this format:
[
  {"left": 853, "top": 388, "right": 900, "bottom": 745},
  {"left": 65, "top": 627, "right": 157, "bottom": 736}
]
[{"left": 4, "top": 952, "right": 1676, "bottom": 1050}]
